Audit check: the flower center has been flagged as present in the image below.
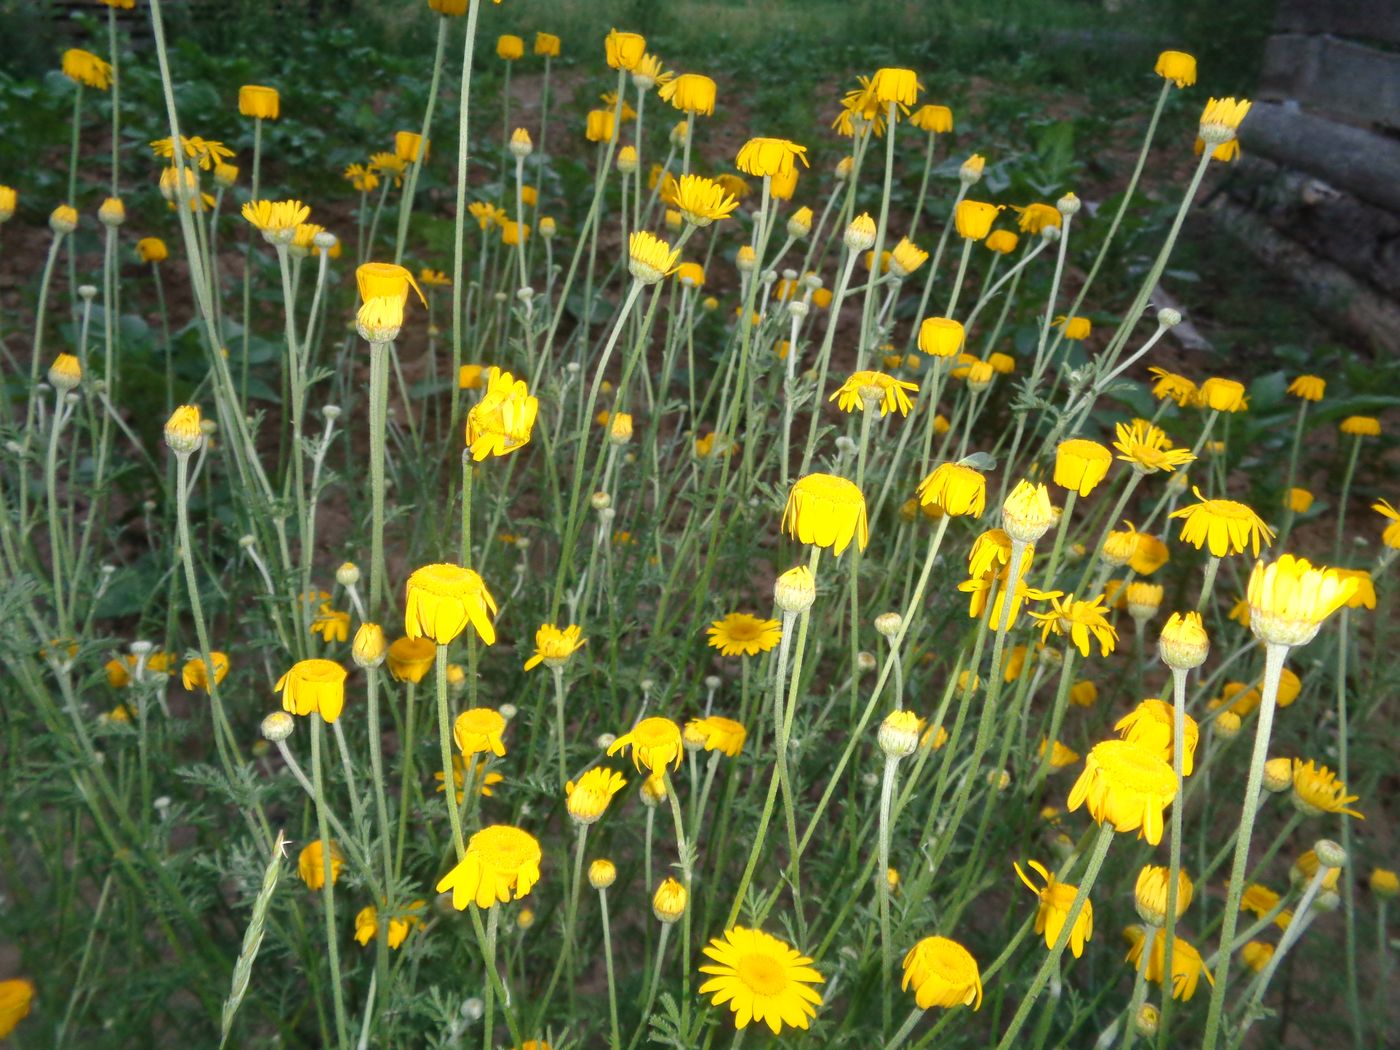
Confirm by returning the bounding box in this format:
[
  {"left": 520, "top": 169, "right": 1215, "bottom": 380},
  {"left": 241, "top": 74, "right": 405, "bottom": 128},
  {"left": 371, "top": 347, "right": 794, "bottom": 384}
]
[{"left": 737, "top": 952, "right": 787, "bottom": 996}]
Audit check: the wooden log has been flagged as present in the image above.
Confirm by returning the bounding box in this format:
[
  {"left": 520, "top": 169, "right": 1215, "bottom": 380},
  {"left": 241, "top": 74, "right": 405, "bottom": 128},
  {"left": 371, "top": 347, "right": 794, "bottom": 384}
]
[
  {"left": 1208, "top": 197, "right": 1400, "bottom": 356},
  {"left": 1238, "top": 102, "right": 1400, "bottom": 214},
  {"left": 1258, "top": 34, "right": 1400, "bottom": 130}
]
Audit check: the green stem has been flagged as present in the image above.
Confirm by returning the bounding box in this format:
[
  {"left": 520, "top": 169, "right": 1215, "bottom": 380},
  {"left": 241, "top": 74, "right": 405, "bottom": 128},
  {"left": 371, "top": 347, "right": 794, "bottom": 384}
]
[
  {"left": 311, "top": 720, "right": 351, "bottom": 1049},
  {"left": 436, "top": 646, "right": 465, "bottom": 859}
]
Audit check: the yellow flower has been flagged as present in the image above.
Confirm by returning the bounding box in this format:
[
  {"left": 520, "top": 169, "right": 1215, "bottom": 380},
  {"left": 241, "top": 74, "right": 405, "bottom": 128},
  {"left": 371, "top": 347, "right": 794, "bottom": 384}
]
[
  {"left": 659, "top": 73, "right": 717, "bottom": 115},
  {"left": 1039, "top": 738, "right": 1080, "bottom": 770},
  {"left": 918, "top": 317, "right": 965, "bottom": 358},
  {"left": 698, "top": 926, "right": 824, "bottom": 1033},
  {"left": 181, "top": 652, "right": 229, "bottom": 692},
  {"left": 454, "top": 708, "right": 507, "bottom": 757},
  {"left": 135, "top": 237, "right": 169, "bottom": 264},
  {"left": 1053, "top": 439, "right": 1112, "bottom": 496},
  {"left": 585, "top": 109, "right": 616, "bottom": 143},
  {"left": 534, "top": 32, "right": 561, "bottom": 57},
  {"left": 344, "top": 163, "right": 379, "bottom": 193},
  {"left": 1286, "top": 375, "right": 1325, "bottom": 401},
  {"left": 1135, "top": 865, "right": 1194, "bottom": 925},
  {"left": 1340, "top": 415, "right": 1381, "bottom": 437},
  {"left": 356, "top": 297, "right": 404, "bottom": 342},
  {"left": 465, "top": 367, "right": 538, "bottom": 461},
  {"left": 1002, "top": 480, "right": 1056, "bottom": 543},
  {"left": 435, "top": 756, "right": 503, "bottom": 802},
  {"left": 735, "top": 137, "right": 809, "bottom": 179},
  {"left": 916, "top": 462, "right": 986, "bottom": 518},
  {"left": 0, "top": 186, "right": 15, "bottom": 223},
  {"left": 276, "top": 658, "right": 348, "bottom": 723},
  {"left": 1170, "top": 487, "right": 1273, "bottom": 558},
  {"left": 675, "top": 261, "right": 705, "bottom": 288},
  {"left": 0, "top": 978, "right": 34, "bottom": 1039},
  {"left": 1374, "top": 500, "right": 1400, "bottom": 549},
  {"left": 297, "top": 839, "right": 344, "bottom": 890},
  {"left": 385, "top": 636, "right": 435, "bottom": 683},
  {"left": 1200, "top": 97, "right": 1252, "bottom": 141},
  {"left": 1029, "top": 593, "right": 1117, "bottom": 657},
  {"left": 1196, "top": 376, "right": 1247, "bottom": 413},
  {"left": 782, "top": 473, "right": 869, "bottom": 555},
  {"left": 353, "top": 902, "right": 422, "bottom": 949},
  {"left": 1148, "top": 367, "right": 1197, "bottom": 406},
  {"left": 829, "top": 370, "right": 918, "bottom": 417},
  {"left": 436, "top": 824, "right": 542, "bottom": 909},
  {"left": 653, "top": 877, "right": 688, "bottom": 923},
  {"left": 1291, "top": 758, "right": 1362, "bottom": 819},
  {"left": 1015, "top": 859, "right": 1093, "bottom": 957},
  {"left": 310, "top": 605, "right": 350, "bottom": 643},
  {"left": 608, "top": 716, "right": 684, "bottom": 773},
  {"left": 238, "top": 84, "right": 280, "bottom": 119},
  {"left": 985, "top": 229, "right": 1019, "bottom": 254},
  {"left": 1068, "top": 740, "right": 1179, "bottom": 845},
  {"left": 62, "top": 48, "right": 112, "bottom": 90},
  {"left": 663, "top": 173, "right": 738, "bottom": 227},
  {"left": 404, "top": 563, "right": 498, "bottom": 645},
  {"left": 1125, "top": 926, "right": 1213, "bottom": 1000},
  {"left": 707, "top": 613, "right": 782, "bottom": 657},
  {"left": 1016, "top": 203, "right": 1061, "bottom": 235},
  {"left": 497, "top": 34, "right": 524, "bottom": 60},
  {"left": 1239, "top": 882, "right": 1281, "bottom": 917},
  {"left": 394, "top": 131, "right": 428, "bottom": 163},
  {"left": 523, "top": 623, "right": 586, "bottom": 670},
  {"left": 1056, "top": 315, "right": 1091, "bottom": 340},
  {"left": 1285, "top": 487, "right": 1314, "bottom": 514},
  {"left": 1241, "top": 941, "right": 1274, "bottom": 973},
  {"left": 901, "top": 936, "right": 982, "bottom": 1010},
  {"left": 1370, "top": 869, "right": 1399, "bottom": 898},
  {"left": 889, "top": 238, "right": 928, "bottom": 277},
  {"left": 1112, "top": 420, "right": 1194, "bottom": 474},
  {"left": 954, "top": 200, "right": 1000, "bottom": 240},
  {"left": 1246, "top": 554, "right": 1357, "bottom": 647},
  {"left": 911, "top": 103, "right": 953, "bottom": 133},
  {"left": 1159, "top": 611, "right": 1209, "bottom": 670},
  {"left": 604, "top": 28, "right": 646, "bottom": 70},
  {"left": 628, "top": 230, "right": 680, "bottom": 283},
  {"left": 566, "top": 767, "right": 628, "bottom": 825},
  {"left": 1115, "top": 699, "right": 1199, "bottom": 776},
  {"left": 242, "top": 199, "right": 311, "bottom": 243},
  {"left": 1154, "top": 50, "right": 1197, "bottom": 88},
  {"left": 686, "top": 716, "right": 747, "bottom": 757},
  {"left": 871, "top": 67, "right": 921, "bottom": 106}
]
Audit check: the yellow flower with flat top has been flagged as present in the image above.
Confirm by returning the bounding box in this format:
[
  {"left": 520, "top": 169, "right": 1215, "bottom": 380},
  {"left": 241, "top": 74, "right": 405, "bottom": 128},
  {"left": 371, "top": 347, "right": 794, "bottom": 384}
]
[
  {"left": 1170, "top": 487, "right": 1272, "bottom": 557},
  {"left": 698, "top": 926, "right": 825, "bottom": 1033},
  {"left": 707, "top": 613, "right": 781, "bottom": 657},
  {"left": 436, "top": 824, "right": 542, "bottom": 909}
]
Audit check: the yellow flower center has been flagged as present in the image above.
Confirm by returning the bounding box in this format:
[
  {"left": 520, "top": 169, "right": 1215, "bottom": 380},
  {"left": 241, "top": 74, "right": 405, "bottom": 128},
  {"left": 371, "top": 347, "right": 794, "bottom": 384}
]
[{"left": 737, "top": 952, "right": 787, "bottom": 996}]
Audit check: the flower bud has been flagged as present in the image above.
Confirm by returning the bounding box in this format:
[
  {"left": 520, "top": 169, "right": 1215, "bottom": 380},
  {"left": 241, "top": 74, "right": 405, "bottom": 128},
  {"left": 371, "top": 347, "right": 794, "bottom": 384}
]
[
  {"left": 261, "top": 711, "right": 295, "bottom": 741},
  {"left": 353, "top": 623, "right": 387, "bottom": 668},
  {"left": 47, "top": 354, "right": 82, "bottom": 392},
  {"left": 164, "top": 404, "right": 204, "bottom": 454},
  {"left": 652, "top": 877, "right": 688, "bottom": 923},
  {"left": 1314, "top": 839, "right": 1347, "bottom": 870},
  {"left": 844, "top": 212, "right": 877, "bottom": 253},
  {"left": 774, "top": 565, "right": 816, "bottom": 615},
  {"left": 1262, "top": 757, "right": 1292, "bottom": 793},
  {"left": 98, "top": 196, "right": 126, "bottom": 227},
  {"left": 589, "top": 858, "right": 617, "bottom": 889},
  {"left": 1159, "top": 611, "right": 1208, "bottom": 670},
  {"left": 1212, "top": 711, "right": 1241, "bottom": 739},
  {"left": 509, "top": 127, "right": 533, "bottom": 159},
  {"left": 590, "top": 491, "right": 611, "bottom": 511},
  {"left": 1157, "top": 307, "right": 1182, "bottom": 327},
  {"left": 878, "top": 710, "right": 920, "bottom": 758},
  {"left": 874, "top": 612, "right": 902, "bottom": 640},
  {"left": 335, "top": 562, "right": 361, "bottom": 587}
]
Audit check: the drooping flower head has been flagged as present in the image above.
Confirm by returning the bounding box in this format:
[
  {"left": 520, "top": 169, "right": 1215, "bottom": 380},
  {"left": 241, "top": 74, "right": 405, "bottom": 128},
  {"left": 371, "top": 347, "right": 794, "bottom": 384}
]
[
  {"left": 181, "top": 651, "right": 229, "bottom": 692},
  {"left": 404, "top": 563, "right": 498, "bottom": 645},
  {"left": 1053, "top": 439, "right": 1113, "bottom": 497},
  {"left": 1068, "top": 740, "right": 1179, "bottom": 844},
  {"left": 608, "top": 716, "right": 684, "bottom": 773},
  {"left": 829, "top": 371, "right": 918, "bottom": 417},
  {"left": 698, "top": 926, "right": 824, "bottom": 1033},
  {"left": 686, "top": 716, "right": 747, "bottom": 757},
  {"left": 604, "top": 28, "right": 646, "bottom": 70},
  {"left": 1115, "top": 698, "right": 1199, "bottom": 776},
  {"left": 901, "top": 936, "right": 982, "bottom": 1010},
  {"left": 454, "top": 708, "right": 507, "bottom": 757},
  {"left": 1014, "top": 859, "right": 1093, "bottom": 957},
  {"left": 1125, "top": 926, "right": 1214, "bottom": 1000},
  {"left": 1154, "top": 50, "right": 1196, "bottom": 88},
  {"left": 735, "top": 137, "right": 809, "bottom": 179},
  {"left": 659, "top": 73, "right": 717, "bottom": 116},
  {"left": 465, "top": 368, "right": 538, "bottom": 460},
  {"left": 276, "top": 659, "right": 348, "bottom": 723},
  {"left": 1170, "top": 488, "right": 1273, "bottom": 558},
  {"left": 297, "top": 839, "right": 344, "bottom": 890},
  {"left": 62, "top": 49, "right": 112, "bottom": 90},
  {"left": 436, "top": 824, "right": 542, "bottom": 909},
  {"left": 782, "top": 474, "right": 869, "bottom": 555},
  {"left": 916, "top": 462, "right": 986, "bottom": 518}
]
